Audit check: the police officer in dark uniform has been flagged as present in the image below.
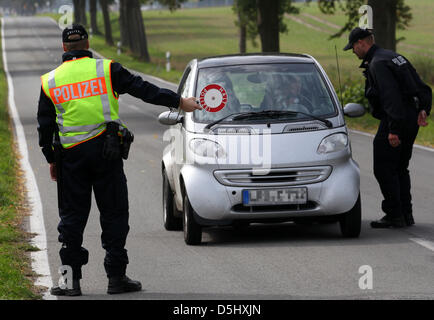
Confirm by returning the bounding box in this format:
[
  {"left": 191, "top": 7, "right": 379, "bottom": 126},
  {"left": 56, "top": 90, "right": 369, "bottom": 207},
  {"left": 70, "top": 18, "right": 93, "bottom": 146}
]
[
  {"left": 344, "top": 27, "right": 432, "bottom": 228},
  {"left": 37, "top": 24, "right": 201, "bottom": 296}
]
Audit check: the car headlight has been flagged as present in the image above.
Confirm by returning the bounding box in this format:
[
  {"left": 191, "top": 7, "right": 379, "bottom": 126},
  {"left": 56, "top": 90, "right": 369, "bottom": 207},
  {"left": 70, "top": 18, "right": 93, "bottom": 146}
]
[
  {"left": 317, "top": 133, "right": 348, "bottom": 154},
  {"left": 189, "top": 138, "right": 226, "bottom": 158}
]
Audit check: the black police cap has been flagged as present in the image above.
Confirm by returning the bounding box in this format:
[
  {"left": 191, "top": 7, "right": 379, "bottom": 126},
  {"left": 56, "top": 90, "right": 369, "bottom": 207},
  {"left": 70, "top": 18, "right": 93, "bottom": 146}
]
[
  {"left": 62, "top": 24, "right": 88, "bottom": 43},
  {"left": 343, "top": 27, "right": 373, "bottom": 51}
]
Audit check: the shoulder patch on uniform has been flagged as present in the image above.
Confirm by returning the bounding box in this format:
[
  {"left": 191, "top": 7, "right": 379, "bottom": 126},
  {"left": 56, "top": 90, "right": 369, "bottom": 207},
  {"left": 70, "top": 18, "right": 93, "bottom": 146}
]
[{"left": 392, "top": 55, "right": 407, "bottom": 66}]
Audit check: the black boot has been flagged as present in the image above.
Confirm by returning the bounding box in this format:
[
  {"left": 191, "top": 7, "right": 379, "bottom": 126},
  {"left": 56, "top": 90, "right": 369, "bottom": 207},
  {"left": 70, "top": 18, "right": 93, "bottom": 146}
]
[
  {"left": 107, "top": 275, "right": 142, "bottom": 294},
  {"left": 403, "top": 212, "right": 415, "bottom": 226},
  {"left": 50, "top": 279, "right": 82, "bottom": 296},
  {"left": 370, "top": 215, "right": 405, "bottom": 228}
]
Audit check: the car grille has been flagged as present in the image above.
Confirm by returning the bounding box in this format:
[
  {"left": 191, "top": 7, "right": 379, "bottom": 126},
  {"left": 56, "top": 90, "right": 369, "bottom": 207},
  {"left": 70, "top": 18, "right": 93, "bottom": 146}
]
[
  {"left": 283, "top": 121, "right": 328, "bottom": 133},
  {"left": 214, "top": 166, "right": 332, "bottom": 187}
]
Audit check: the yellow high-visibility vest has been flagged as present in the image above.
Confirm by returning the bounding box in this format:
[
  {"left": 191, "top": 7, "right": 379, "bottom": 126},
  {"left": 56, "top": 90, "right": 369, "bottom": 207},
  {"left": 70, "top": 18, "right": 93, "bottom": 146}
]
[{"left": 41, "top": 57, "right": 121, "bottom": 148}]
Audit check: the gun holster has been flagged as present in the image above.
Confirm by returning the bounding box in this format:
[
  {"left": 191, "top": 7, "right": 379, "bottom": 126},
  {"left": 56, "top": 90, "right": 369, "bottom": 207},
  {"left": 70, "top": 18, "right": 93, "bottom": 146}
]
[
  {"left": 120, "top": 126, "right": 134, "bottom": 160},
  {"left": 103, "top": 122, "right": 134, "bottom": 160}
]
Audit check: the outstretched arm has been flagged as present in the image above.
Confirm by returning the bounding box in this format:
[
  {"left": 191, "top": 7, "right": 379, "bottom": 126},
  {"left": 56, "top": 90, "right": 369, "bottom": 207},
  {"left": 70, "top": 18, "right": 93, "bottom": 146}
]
[{"left": 110, "top": 62, "right": 200, "bottom": 111}]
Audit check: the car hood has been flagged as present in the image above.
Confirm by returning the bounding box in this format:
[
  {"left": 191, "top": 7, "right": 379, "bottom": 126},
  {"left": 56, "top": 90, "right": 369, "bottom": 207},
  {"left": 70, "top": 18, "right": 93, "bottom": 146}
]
[{"left": 187, "top": 126, "right": 350, "bottom": 170}]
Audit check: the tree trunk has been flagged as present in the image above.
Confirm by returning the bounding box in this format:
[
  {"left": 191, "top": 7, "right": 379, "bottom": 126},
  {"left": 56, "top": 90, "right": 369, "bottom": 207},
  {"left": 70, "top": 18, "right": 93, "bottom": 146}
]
[
  {"left": 119, "top": 0, "right": 130, "bottom": 48},
  {"left": 73, "top": 0, "right": 87, "bottom": 26},
  {"left": 130, "top": 0, "right": 151, "bottom": 62},
  {"left": 369, "top": 0, "right": 397, "bottom": 51},
  {"left": 120, "top": 0, "right": 150, "bottom": 62},
  {"left": 80, "top": 0, "right": 87, "bottom": 26},
  {"left": 90, "top": 0, "right": 100, "bottom": 35},
  {"left": 73, "top": 0, "right": 81, "bottom": 24},
  {"left": 99, "top": 0, "right": 113, "bottom": 46},
  {"left": 238, "top": 10, "right": 247, "bottom": 53},
  {"left": 256, "top": 0, "right": 280, "bottom": 52}
]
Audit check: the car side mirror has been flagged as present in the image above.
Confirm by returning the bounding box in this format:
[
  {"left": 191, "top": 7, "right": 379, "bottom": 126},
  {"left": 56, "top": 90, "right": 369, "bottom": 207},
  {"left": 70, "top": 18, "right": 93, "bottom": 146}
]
[
  {"left": 343, "top": 103, "right": 366, "bottom": 118},
  {"left": 158, "top": 111, "right": 183, "bottom": 125}
]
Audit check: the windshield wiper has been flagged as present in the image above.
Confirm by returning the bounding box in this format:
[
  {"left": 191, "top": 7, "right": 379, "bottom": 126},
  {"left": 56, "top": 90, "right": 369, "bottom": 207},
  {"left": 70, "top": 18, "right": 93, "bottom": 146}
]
[
  {"left": 233, "top": 110, "right": 333, "bottom": 128},
  {"left": 204, "top": 112, "right": 259, "bottom": 130},
  {"left": 292, "top": 111, "right": 333, "bottom": 128},
  {"left": 232, "top": 110, "right": 296, "bottom": 120},
  {"left": 204, "top": 110, "right": 332, "bottom": 130}
]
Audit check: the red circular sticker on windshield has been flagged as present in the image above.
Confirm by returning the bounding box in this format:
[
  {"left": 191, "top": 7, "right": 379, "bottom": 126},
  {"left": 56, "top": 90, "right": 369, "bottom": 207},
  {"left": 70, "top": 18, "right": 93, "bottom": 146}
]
[{"left": 199, "top": 84, "right": 227, "bottom": 112}]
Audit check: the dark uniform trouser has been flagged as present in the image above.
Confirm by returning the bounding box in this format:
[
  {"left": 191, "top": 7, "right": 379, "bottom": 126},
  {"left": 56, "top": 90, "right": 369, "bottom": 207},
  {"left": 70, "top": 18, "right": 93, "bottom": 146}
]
[
  {"left": 373, "top": 108, "right": 419, "bottom": 219},
  {"left": 57, "top": 135, "right": 129, "bottom": 280}
]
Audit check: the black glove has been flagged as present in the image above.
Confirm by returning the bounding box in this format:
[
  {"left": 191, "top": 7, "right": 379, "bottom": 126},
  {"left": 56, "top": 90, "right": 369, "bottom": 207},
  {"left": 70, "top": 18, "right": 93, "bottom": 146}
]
[{"left": 102, "top": 122, "right": 121, "bottom": 160}]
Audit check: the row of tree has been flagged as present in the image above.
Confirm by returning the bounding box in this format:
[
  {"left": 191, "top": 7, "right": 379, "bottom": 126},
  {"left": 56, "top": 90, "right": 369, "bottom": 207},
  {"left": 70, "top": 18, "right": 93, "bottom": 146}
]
[
  {"left": 233, "top": 0, "right": 412, "bottom": 53},
  {"left": 70, "top": 0, "right": 412, "bottom": 62},
  {"left": 316, "top": 0, "right": 412, "bottom": 52},
  {"left": 0, "top": 0, "right": 414, "bottom": 57},
  {"left": 72, "top": 0, "right": 185, "bottom": 62}
]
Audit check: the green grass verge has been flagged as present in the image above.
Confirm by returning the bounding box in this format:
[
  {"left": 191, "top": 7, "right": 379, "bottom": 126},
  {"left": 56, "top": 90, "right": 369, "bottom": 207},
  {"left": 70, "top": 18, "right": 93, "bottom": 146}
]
[
  {"left": 42, "top": 4, "right": 433, "bottom": 147},
  {"left": 0, "top": 21, "right": 41, "bottom": 299}
]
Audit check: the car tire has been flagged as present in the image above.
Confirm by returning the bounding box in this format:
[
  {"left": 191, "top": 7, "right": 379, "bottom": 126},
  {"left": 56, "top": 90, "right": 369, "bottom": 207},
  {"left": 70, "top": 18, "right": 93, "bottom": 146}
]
[
  {"left": 183, "top": 193, "right": 202, "bottom": 245},
  {"left": 339, "top": 194, "right": 361, "bottom": 238},
  {"left": 162, "top": 170, "right": 182, "bottom": 231}
]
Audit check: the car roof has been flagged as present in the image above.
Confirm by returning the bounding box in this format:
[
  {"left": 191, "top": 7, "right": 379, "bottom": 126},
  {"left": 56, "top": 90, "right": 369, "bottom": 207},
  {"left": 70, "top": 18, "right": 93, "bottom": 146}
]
[{"left": 197, "top": 53, "right": 315, "bottom": 68}]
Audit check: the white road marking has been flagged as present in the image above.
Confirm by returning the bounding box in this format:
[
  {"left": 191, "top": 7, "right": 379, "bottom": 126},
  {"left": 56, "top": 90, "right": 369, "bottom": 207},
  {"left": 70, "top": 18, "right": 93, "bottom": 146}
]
[
  {"left": 410, "top": 238, "right": 434, "bottom": 252},
  {"left": 1, "top": 18, "right": 55, "bottom": 300}
]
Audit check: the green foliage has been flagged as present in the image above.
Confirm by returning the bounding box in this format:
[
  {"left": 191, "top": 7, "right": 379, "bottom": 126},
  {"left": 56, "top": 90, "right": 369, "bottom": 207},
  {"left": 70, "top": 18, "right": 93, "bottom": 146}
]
[
  {"left": 232, "top": 0, "right": 300, "bottom": 48},
  {"left": 316, "top": 0, "right": 413, "bottom": 40},
  {"left": 232, "top": 0, "right": 258, "bottom": 47},
  {"left": 396, "top": 0, "right": 413, "bottom": 30},
  {"left": 0, "top": 20, "right": 40, "bottom": 299},
  {"left": 278, "top": 0, "right": 300, "bottom": 34},
  {"left": 411, "top": 56, "right": 434, "bottom": 85},
  {"left": 341, "top": 80, "right": 369, "bottom": 109},
  {"left": 318, "top": 0, "right": 365, "bottom": 39}
]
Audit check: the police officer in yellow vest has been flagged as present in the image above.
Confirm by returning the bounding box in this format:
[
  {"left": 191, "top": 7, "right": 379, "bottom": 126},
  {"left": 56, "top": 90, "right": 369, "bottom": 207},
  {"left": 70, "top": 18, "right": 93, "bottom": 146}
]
[{"left": 37, "top": 24, "right": 201, "bottom": 296}]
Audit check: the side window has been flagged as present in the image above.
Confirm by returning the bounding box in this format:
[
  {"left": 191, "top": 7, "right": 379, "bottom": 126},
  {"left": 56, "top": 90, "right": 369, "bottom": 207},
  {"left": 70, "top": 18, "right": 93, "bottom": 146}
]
[
  {"left": 177, "top": 68, "right": 192, "bottom": 97},
  {"left": 181, "top": 70, "right": 193, "bottom": 98}
]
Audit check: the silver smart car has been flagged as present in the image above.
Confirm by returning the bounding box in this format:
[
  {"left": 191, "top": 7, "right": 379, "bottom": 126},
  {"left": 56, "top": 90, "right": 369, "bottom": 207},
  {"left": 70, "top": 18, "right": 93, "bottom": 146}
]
[{"left": 159, "top": 54, "right": 365, "bottom": 245}]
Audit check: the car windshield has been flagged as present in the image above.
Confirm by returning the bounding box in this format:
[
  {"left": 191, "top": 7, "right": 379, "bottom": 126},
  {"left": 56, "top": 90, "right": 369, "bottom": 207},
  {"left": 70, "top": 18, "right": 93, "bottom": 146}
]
[{"left": 194, "top": 63, "right": 337, "bottom": 123}]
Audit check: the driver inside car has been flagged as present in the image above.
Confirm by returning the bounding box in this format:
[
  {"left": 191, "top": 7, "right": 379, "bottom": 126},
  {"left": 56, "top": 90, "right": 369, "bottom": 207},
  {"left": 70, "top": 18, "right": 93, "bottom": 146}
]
[{"left": 261, "top": 74, "right": 313, "bottom": 113}]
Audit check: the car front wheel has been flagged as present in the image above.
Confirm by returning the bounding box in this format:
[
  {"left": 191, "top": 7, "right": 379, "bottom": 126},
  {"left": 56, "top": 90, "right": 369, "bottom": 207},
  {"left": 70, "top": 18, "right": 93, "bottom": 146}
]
[
  {"left": 183, "top": 193, "right": 202, "bottom": 245},
  {"left": 339, "top": 194, "right": 361, "bottom": 238},
  {"left": 162, "top": 169, "right": 182, "bottom": 231}
]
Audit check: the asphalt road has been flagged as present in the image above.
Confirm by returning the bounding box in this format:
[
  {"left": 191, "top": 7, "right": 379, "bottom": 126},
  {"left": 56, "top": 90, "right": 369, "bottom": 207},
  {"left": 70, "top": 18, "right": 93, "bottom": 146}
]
[{"left": 3, "top": 16, "right": 434, "bottom": 300}]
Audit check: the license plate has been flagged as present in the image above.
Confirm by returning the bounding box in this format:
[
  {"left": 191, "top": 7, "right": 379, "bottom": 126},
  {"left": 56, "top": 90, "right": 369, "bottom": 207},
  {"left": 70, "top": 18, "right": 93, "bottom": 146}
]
[{"left": 242, "top": 188, "right": 307, "bottom": 206}]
